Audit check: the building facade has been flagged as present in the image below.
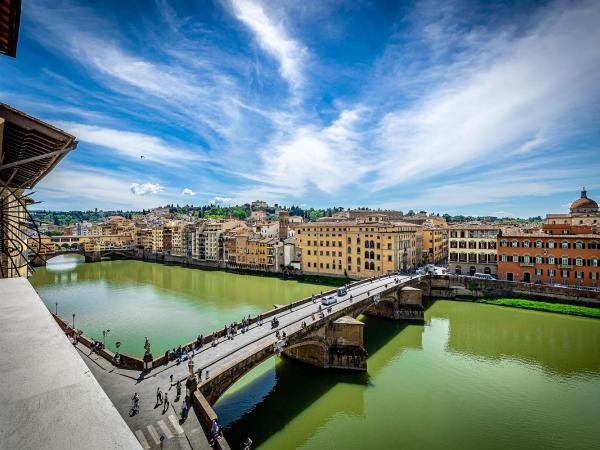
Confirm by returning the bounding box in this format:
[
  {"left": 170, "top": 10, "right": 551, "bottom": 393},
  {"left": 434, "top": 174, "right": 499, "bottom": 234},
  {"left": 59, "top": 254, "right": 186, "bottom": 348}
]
[
  {"left": 295, "top": 218, "right": 420, "bottom": 279},
  {"left": 497, "top": 230, "right": 600, "bottom": 287},
  {"left": 422, "top": 226, "right": 448, "bottom": 264},
  {"left": 448, "top": 225, "right": 499, "bottom": 275}
]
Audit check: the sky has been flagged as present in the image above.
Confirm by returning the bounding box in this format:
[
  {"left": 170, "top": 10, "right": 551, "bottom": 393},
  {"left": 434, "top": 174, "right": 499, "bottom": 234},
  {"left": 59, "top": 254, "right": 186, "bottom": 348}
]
[{"left": 2, "top": 0, "right": 600, "bottom": 217}]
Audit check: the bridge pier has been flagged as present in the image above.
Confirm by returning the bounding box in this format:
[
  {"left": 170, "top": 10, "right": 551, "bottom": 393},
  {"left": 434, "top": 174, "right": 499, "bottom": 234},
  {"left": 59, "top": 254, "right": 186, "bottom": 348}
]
[
  {"left": 365, "top": 286, "right": 424, "bottom": 321},
  {"left": 283, "top": 316, "right": 367, "bottom": 371},
  {"left": 84, "top": 251, "right": 101, "bottom": 263}
]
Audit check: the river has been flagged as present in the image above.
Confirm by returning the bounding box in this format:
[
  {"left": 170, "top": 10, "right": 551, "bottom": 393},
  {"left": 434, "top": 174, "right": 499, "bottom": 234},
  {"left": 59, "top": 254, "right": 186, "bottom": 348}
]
[{"left": 30, "top": 255, "right": 600, "bottom": 449}]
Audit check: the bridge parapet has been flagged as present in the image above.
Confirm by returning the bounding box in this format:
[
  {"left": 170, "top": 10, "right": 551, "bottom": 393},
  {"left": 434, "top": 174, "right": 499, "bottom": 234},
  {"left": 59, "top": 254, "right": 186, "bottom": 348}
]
[{"left": 365, "top": 286, "right": 424, "bottom": 321}]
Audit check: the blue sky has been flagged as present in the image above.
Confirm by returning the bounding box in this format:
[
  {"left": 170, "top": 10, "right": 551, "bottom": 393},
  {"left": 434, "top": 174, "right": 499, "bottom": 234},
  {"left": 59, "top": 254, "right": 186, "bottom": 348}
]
[{"left": 2, "top": 0, "right": 599, "bottom": 216}]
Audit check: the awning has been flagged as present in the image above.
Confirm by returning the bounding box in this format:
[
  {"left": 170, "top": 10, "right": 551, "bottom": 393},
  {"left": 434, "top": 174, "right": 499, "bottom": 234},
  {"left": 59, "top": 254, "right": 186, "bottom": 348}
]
[
  {"left": 0, "top": 103, "right": 77, "bottom": 189},
  {"left": 0, "top": 0, "right": 21, "bottom": 57}
]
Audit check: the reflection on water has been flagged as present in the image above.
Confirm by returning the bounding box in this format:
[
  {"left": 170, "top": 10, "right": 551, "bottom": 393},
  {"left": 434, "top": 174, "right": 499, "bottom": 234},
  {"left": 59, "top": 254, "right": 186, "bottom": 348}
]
[
  {"left": 45, "top": 254, "right": 85, "bottom": 272},
  {"left": 29, "top": 256, "right": 328, "bottom": 356},
  {"left": 217, "top": 301, "right": 600, "bottom": 450}
]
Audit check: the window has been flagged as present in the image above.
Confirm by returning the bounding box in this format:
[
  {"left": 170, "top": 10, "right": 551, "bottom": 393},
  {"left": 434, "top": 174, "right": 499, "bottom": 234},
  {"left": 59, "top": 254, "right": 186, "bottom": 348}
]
[
  {"left": 536, "top": 240, "right": 543, "bottom": 248},
  {"left": 536, "top": 255, "right": 543, "bottom": 264},
  {"left": 388, "top": 255, "right": 392, "bottom": 262},
  {"left": 548, "top": 241, "right": 556, "bottom": 248},
  {"left": 523, "top": 240, "right": 530, "bottom": 248},
  {"left": 523, "top": 255, "right": 531, "bottom": 264},
  {"left": 591, "top": 258, "right": 598, "bottom": 267},
  {"left": 591, "top": 272, "right": 598, "bottom": 280},
  {"left": 388, "top": 243, "right": 392, "bottom": 250},
  {"left": 561, "top": 240, "right": 569, "bottom": 249},
  {"left": 501, "top": 240, "right": 507, "bottom": 247},
  {"left": 512, "top": 240, "right": 518, "bottom": 247},
  {"left": 561, "top": 256, "right": 569, "bottom": 266},
  {"left": 548, "top": 269, "right": 556, "bottom": 276},
  {"left": 307, "top": 250, "right": 311, "bottom": 255},
  {"left": 576, "top": 271, "right": 583, "bottom": 279},
  {"left": 548, "top": 256, "right": 556, "bottom": 264},
  {"left": 561, "top": 270, "right": 569, "bottom": 278},
  {"left": 590, "top": 241, "right": 598, "bottom": 249},
  {"left": 575, "top": 257, "right": 583, "bottom": 266},
  {"left": 575, "top": 241, "right": 583, "bottom": 249},
  {"left": 512, "top": 254, "right": 519, "bottom": 262},
  {"left": 501, "top": 254, "right": 508, "bottom": 262},
  {"left": 535, "top": 268, "right": 542, "bottom": 276}
]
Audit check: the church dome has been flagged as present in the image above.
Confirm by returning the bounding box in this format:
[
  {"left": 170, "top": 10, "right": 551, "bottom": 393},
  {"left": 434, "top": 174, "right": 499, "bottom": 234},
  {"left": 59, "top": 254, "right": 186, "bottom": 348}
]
[{"left": 570, "top": 188, "right": 598, "bottom": 213}]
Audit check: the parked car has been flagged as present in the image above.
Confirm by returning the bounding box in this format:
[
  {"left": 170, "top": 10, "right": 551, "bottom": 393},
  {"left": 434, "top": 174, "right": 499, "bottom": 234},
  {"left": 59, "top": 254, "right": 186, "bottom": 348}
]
[
  {"left": 321, "top": 295, "right": 338, "bottom": 306},
  {"left": 472, "top": 273, "right": 495, "bottom": 280}
]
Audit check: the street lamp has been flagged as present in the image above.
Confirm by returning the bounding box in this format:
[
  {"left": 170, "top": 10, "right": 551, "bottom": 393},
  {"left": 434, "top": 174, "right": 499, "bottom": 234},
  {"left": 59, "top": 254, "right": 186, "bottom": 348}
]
[
  {"left": 102, "top": 329, "right": 110, "bottom": 347},
  {"left": 72, "top": 313, "right": 75, "bottom": 330},
  {"left": 55, "top": 302, "right": 58, "bottom": 315}
]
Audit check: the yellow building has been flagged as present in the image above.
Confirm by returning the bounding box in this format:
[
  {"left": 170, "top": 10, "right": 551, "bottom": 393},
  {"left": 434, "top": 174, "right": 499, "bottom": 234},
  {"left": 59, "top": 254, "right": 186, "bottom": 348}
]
[
  {"left": 295, "top": 218, "right": 420, "bottom": 279},
  {"left": 151, "top": 228, "right": 163, "bottom": 253},
  {"left": 422, "top": 226, "right": 448, "bottom": 264},
  {"left": 448, "top": 224, "right": 499, "bottom": 275}
]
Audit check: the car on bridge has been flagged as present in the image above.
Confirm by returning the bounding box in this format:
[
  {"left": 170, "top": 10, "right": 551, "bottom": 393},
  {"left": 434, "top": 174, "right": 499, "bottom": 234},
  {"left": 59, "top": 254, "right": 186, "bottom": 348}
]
[
  {"left": 321, "top": 295, "right": 338, "bottom": 306},
  {"left": 337, "top": 287, "right": 348, "bottom": 297}
]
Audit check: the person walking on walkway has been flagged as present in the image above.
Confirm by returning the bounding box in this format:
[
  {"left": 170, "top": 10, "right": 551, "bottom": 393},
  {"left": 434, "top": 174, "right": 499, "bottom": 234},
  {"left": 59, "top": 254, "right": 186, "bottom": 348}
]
[
  {"left": 163, "top": 392, "right": 169, "bottom": 412},
  {"left": 170, "top": 373, "right": 174, "bottom": 385},
  {"left": 156, "top": 387, "right": 163, "bottom": 405},
  {"left": 176, "top": 380, "right": 182, "bottom": 399}
]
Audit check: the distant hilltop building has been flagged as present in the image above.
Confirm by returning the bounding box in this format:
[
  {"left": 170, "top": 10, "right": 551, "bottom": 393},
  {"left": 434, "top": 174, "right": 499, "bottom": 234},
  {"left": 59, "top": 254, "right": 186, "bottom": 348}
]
[
  {"left": 251, "top": 200, "right": 268, "bottom": 211},
  {"left": 333, "top": 209, "right": 405, "bottom": 222}
]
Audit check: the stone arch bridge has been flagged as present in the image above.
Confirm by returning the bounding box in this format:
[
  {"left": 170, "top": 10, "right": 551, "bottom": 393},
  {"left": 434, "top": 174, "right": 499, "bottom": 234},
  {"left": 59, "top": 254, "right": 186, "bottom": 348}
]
[{"left": 185, "top": 274, "right": 426, "bottom": 410}]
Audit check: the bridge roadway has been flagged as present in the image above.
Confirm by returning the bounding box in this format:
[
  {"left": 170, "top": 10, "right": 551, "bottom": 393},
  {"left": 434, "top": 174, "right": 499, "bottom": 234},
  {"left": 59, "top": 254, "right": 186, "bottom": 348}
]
[{"left": 75, "top": 273, "right": 419, "bottom": 449}]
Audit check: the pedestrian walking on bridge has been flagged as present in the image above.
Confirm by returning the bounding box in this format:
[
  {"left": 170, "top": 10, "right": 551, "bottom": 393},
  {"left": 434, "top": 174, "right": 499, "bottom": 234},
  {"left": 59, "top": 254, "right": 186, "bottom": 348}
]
[{"left": 156, "top": 387, "right": 163, "bottom": 405}]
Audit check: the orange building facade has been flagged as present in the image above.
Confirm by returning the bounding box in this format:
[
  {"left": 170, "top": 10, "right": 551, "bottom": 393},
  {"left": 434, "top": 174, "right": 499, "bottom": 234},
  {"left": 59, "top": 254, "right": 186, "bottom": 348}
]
[{"left": 497, "top": 231, "right": 600, "bottom": 287}]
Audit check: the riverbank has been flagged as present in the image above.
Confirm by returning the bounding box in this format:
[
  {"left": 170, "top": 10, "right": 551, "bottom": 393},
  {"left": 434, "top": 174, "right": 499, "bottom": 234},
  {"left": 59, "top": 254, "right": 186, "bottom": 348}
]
[{"left": 455, "top": 297, "right": 600, "bottom": 318}]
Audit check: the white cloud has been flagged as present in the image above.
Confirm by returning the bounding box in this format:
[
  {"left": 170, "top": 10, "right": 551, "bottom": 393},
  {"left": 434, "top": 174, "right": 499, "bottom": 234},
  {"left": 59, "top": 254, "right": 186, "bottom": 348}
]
[
  {"left": 33, "top": 164, "right": 170, "bottom": 209},
  {"left": 210, "top": 196, "right": 233, "bottom": 205},
  {"left": 54, "top": 122, "right": 205, "bottom": 167},
  {"left": 130, "top": 183, "right": 164, "bottom": 196},
  {"left": 228, "top": 0, "right": 307, "bottom": 89},
  {"left": 372, "top": 0, "right": 600, "bottom": 191},
  {"left": 257, "top": 108, "right": 371, "bottom": 196},
  {"left": 181, "top": 188, "right": 196, "bottom": 196}
]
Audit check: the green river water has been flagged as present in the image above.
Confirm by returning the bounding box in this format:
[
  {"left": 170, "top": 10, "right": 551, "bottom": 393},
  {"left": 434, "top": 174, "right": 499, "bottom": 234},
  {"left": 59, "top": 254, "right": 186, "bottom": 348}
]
[{"left": 30, "top": 255, "right": 600, "bottom": 449}]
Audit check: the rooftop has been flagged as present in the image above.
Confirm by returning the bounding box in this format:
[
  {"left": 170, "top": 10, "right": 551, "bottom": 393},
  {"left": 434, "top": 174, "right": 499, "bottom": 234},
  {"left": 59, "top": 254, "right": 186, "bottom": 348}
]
[
  {"left": 0, "top": 0, "right": 21, "bottom": 57},
  {"left": 0, "top": 103, "right": 77, "bottom": 188}
]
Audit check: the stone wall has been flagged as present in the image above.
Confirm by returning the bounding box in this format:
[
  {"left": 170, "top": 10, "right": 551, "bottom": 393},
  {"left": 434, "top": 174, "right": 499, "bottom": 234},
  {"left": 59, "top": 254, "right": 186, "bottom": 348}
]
[{"left": 422, "top": 275, "right": 600, "bottom": 306}]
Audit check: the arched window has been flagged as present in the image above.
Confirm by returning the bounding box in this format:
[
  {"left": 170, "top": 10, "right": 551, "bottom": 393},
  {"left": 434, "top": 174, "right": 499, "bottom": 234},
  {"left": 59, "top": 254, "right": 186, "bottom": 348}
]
[
  {"left": 523, "top": 254, "right": 531, "bottom": 264},
  {"left": 575, "top": 241, "right": 583, "bottom": 249},
  {"left": 512, "top": 254, "right": 519, "bottom": 262},
  {"left": 511, "top": 240, "right": 518, "bottom": 247},
  {"left": 347, "top": 256, "right": 352, "bottom": 263},
  {"left": 370, "top": 262, "right": 375, "bottom": 270},
  {"left": 357, "top": 237, "right": 361, "bottom": 245},
  {"left": 501, "top": 240, "right": 507, "bottom": 247},
  {"left": 370, "top": 241, "right": 375, "bottom": 248},
  {"left": 561, "top": 240, "right": 569, "bottom": 248},
  {"left": 575, "top": 257, "right": 583, "bottom": 266},
  {"left": 364, "top": 261, "right": 369, "bottom": 269},
  {"left": 589, "top": 241, "right": 598, "bottom": 249},
  {"left": 370, "top": 251, "right": 374, "bottom": 259},
  {"left": 591, "top": 258, "right": 598, "bottom": 267},
  {"left": 548, "top": 240, "right": 556, "bottom": 248},
  {"left": 536, "top": 240, "right": 543, "bottom": 248},
  {"left": 535, "top": 255, "right": 543, "bottom": 264},
  {"left": 548, "top": 255, "right": 555, "bottom": 264},
  {"left": 561, "top": 256, "right": 569, "bottom": 265},
  {"left": 364, "top": 250, "right": 369, "bottom": 258},
  {"left": 523, "top": 240, "right": 530, "bottom": 248}
]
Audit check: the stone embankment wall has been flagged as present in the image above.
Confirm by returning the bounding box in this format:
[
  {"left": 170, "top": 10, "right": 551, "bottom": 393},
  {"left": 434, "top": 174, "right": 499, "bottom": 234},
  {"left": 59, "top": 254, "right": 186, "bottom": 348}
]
[
  {"left": 418, "top": 275, "right": 600, "bottom": 306},
  {"left": 52, "top": 314, "right": 144, "bottom": 370}
]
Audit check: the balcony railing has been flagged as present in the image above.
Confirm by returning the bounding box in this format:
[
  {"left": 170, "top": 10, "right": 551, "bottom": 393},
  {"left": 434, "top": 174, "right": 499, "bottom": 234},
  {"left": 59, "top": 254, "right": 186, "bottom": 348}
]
[
  {"left": 519, "top": 262, "right": 534, "bottom": 267},
  {"left": 558, "top": 264, "right": 573, "bottom": 269}
]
